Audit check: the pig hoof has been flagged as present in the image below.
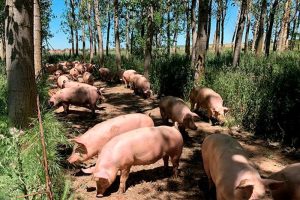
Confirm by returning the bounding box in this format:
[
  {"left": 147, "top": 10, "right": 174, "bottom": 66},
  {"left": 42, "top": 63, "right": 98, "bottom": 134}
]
[{"left": 96, "top": 194, "right": 104, "bottom": 198}]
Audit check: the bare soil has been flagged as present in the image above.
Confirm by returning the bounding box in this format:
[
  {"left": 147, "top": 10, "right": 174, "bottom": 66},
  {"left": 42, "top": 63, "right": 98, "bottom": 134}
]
[{"left": 50, "top": 79, "right": 297, "bottom": 200}]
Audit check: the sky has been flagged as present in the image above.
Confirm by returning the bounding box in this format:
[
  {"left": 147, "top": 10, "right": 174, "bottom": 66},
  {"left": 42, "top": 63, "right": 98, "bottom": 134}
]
[{"left": 48, "top": 0, "right": 244, "bottom": 50}]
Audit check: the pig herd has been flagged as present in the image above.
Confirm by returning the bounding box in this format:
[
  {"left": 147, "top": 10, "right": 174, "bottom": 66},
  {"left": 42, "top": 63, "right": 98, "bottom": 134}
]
[{"left": 46, "top": 61, "right": 299, "bottom": 199}]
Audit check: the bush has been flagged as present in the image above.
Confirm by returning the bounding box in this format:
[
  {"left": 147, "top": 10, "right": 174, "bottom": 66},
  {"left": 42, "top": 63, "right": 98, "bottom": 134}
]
[{"left": 151, "top": 55, "right": 194, "bottom": 100}]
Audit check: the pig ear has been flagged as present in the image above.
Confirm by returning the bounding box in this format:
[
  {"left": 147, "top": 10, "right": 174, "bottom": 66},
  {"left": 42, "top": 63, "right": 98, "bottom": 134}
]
[
  {"left": 262, "top": 179, "right": 285, "bottom": 190},
  {"left": 191, "top": 112, "right": 200, "bottom": 119},
  {"left": 71, "top": 138, "right": 88, "bottom": 154},
  {"left": 94, "top": 170, "right": 110, "bottom": 180},
  {"left": 223, "top": 107, "right": 229, "bottom": 113},
  {"left": 82, "top": 166, "right": 96, "bottom": 174},
  {"left": 235, "top": 179, "right": 254, "bottom": 199}
]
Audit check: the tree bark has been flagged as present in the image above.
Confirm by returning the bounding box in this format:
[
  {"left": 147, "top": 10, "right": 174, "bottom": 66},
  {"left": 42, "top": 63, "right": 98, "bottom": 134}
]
[
  {"left": 173, "top": 9, "right": 179, "bottom": 54},
  {"left": 251, "top": 19, "right": 258, "bottom": 51},
  {"left": 232, "top": 0, "right": 248, "bottom": 67},
  {"left": 94, "top": 0, "right": 104, "bottom": 66},
  {"left": 87, "top": 2, "right": 94, "bottom": 62},
  {"left": 114, "top": 0, "right": 121, "bottom": 70},
  {"left": 0, "top": 37, "right": 5, "bottom": 61},
  {"left": 277, "top": 0, "right": 291, "bottom": 52},
  {"left": 221, "top": 0, "right": 228, "bottom": 49},
  {"left": 193, "top": 0, "right": 210, "bottom": 82},
  {"left": 82, "top": 23, "right": 86, "bottom": 62},
  {"left": 6, "top": 0, "right": 37, "bottom": 128},
  {"left": 273, "top": 21, "right": 279, "bottom": 51},
  {"left": 244, "top": 11, "right": 251, "bottom": 53},
  {"left": 34, "top": 0, "right": 42, "bottom": 77},
  {"left": 232, "top": 7, "right": 241, "bottom": 50},
  {"left": 167, "top": 0, "right": 171, "bottom": 56},
  {"left": 265, "top": 0, "right": 279, "bottom": 56},
  {"left": 144, "top": 3, "right": 154, "bottom": 79},
  {"left": 70, "top": 0, "right": 78, "bottom": 56},
  {"left": 255, "top": 0, "right": 267, "bottom": 55},
  {"left": 185, "top": 0, "right": 190, "bottom": 56},
  {"left": 191, "top": 0, "right": 197, "bottom": 64},
  {"left": 106, "top": 2, "right": 111, "bottom": 56},
  {"left": 125, "top": 5, "right": 130, "bottom": 59},
  {"left": 206, "top": 0, "right": 212, "bottom": 50},
  {"left": 215, "top": 0, "right": 221, "bottom": 56},
  {"left": 288, "top": 0, "right": 299, "bottom": 50}
]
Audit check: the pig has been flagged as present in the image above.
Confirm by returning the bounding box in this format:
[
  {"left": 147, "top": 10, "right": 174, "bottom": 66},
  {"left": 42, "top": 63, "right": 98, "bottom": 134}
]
[
  {"left": 133, "top": 75, "right": 152, "bottom": 98},
  {"left": 45, "top": 63, "right": 57, "bottom": 74},
  {"left": 67, "top": 113, "right": 155, "bottom": 164},
  {"left": 201, "top": 134, "right": 284, "bottom": 200},
  {"left": 268, "top": 163, "right": 300, "bottom": 200},
  {"left": 99, "top": 67, "right": 111, "bottom": 81},
  {"left": 85, "top": 63, "right": 95, "bottom": 72},
  {"left": 75, "top": 63, "right": 86, "bottom": 74},
  {"left": 190, "top": 87, "right": 229, "bottom": 125},
  {"left": 159, "top": 96, "right": 200, "bottom": 131},
  {"left": 57, "top": 75, "right": 69, "bottom": 88},
  {"left": 53, "top": 70, "right": 63, "bottom": 80},
  {"left": 83, "top": 72, "right": 94, "bottom": 85},
  {"left": 91, "top": 126, "right": 183, "bottom": 197},
  {"left": 78, "top": 76, "right": 84, "bottom": 83},
  {"left": 130, "top": 73, "right": 143, "bottom": 90},
  {"left": 48, "top": 85, "right": 104, "bottom": 116},
  {"left": 122, "top": 69, "right": 137, "bottom": 88},
  {"left": 70, "top": 68, "right": 79, "bottom": 80}
]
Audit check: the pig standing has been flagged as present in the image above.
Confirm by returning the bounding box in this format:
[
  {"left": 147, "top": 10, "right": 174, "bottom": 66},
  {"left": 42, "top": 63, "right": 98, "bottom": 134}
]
[
  {"left": 83, "top": 72, "right": 95, "bottom": 85},
  {"left": 202, "top": 134, "right": 284, "bottom": 200},
  {"left": 49, "top": 85, "right": 104, "bottom": 116},
  {"left": 133, "top": 76, "right": 152, "bottom": 98},
  {"left": 268, "top": 163, "right": 300, "bottom": 200},
  {"left": 99, "top": 67, "right": 111, "bottom": 81},
  {"left": 122, "top": 69, "right": 137, "bottom": 88},
  {"left": 130, "top": 74, "right": 143, "bottom": 90},
  {"left": 159, "top": 96, "right": 199, "bottom": 131},
  {"left": 67, "top": 113, "right": 155, "bottom": 164},
  {"left": 57, "top": 75, "right": 69, "bottom": 88},
  {"left": 91, "top": 126, "right": 183, "bottom": 197},
  {"left": 190, "top": 87, "right": 228, "bottom": 125}
]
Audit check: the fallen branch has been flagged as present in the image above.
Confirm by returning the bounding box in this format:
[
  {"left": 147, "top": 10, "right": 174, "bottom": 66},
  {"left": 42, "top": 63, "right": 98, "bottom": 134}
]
[{"left": 37, "top": 95, "right": 54, "bottom": 200}]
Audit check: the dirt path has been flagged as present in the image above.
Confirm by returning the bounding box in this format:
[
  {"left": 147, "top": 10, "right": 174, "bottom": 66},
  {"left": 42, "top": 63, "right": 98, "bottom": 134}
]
[{"left": 51, "top": 79, "right": 296, "bottom": 200}]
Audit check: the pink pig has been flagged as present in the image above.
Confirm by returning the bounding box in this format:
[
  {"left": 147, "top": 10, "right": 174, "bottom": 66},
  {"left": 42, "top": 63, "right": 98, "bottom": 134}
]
[
  {"left": 57, "top": 75, "right": 69, "bottom": 88},
  {"left": 268, "top": 163, "right": 300, "bottom": 200},
  {"left": 122, "top": 69, "right": 137, "bottom": 88},
  {"left": 91, "top": 126, "right": 183, "bottom": 197},
  {"left": 83, "top": 72, "right": 95, "bottom": 85},
  {"left": 202, "top": 134, "right": 284, "bottom": 200},
  {"left": 67, "top": 113, "right": 154, "bottom": 164},
  {"left": 133, "top": 75, "right": 152, "bottom": 98},
  {"left": 70, "top": 68, "right": 79, "bottom": 80},
  {"left": 159, "top": 96, "right": 199, "bottom": 131},
  {"left": 49, "top": 85, "right": 104, "bottom": 116}
]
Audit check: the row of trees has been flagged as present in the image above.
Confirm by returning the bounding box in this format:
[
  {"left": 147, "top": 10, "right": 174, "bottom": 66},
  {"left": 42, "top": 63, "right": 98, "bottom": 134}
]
[{"left": 1, "top": 0, "right": 300, "bottom": 128}]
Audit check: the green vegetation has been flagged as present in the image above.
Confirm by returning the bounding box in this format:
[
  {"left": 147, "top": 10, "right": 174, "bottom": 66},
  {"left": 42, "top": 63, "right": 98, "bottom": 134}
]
[{"left": 0, "top": 67, "right": 72, "bottom": 199}]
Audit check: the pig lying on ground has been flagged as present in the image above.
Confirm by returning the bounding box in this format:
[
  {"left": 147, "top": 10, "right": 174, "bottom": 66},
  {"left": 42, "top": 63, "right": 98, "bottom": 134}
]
[
  {"left": 122, "top": 69, "right": 137, "bottom": 88},
  {"left": 49, "top": 85, "right": 104, "bottom": 116},
  {"left": 159, "top": 96, "right": 199, "bottom": 131},
  {"left": 190, "top": 87, "right": 228, "bottom": 125},
  {"left": 70, "top": 68, "right": 79, "bottom": 80},
  {"left": 133, "top": 75, "right": 152, "bottom": 98},
  {"left": 83, "top": 72, "right": 95, "bottom": 85},
  {"left": 45, "top": 63, "right": 57, "bottom": 74},
  {"left": 90, "top": 126, "right": 183, "bottom": 197},
  {"left": 67, "top": 113, "right": 154, "bottom": 164},
  {"left": 268, "top": 163, "right": 300, "bottom": 200},
  {"left": 57, "top": 75, "right": 69, "bottom": 88},
  {"left": 53, "top": 70, "right": 63, "bottom": 80},
  {"left": 75, "top": 63, "right": 86, "bottom": 74},
  {"left": 202, "top": 134, "right": 284, "bottom": 200}
]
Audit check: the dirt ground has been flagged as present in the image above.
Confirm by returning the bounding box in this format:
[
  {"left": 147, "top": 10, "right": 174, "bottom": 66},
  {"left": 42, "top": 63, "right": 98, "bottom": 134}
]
[{"left": 50, "top": 79, "right": 297, "bottom": 200}]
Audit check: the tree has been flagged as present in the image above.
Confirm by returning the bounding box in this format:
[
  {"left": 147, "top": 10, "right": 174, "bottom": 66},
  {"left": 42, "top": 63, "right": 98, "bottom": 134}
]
[
  {"left": 106, "top": 1, "right": 111, "bottom": 56},
  {"left": 166, "top": 0, "right": 171, "bottom": 55},
  {"left": 34, "top": 0, "right": 42, "bottom": 77},
  {"left": 255, "top": 0, "right": 267, "bottom": 55},
  {"left": 193, "top": 0, "right": 210, "bottom": 82},
  {"left": 94, "top": 0, "right": 104, "bottom": 66},
  {"left": 277, "top": 0, "right": 291, "bottom": 51},
  {"left": 185, "top": 0, "right": 190, "bottom": 56},
  {"left": 191, "top": 0, "right": 197, "bottom": 64},
  {"left": 232, "top": 0, "right": 248, "bottom": 67},
  {"left": 114, "top": 0, "right": 121, "bottom": 70},
  {"left": 144, "top": 1, "right": 154, "bottom": 79},
  {"left": 221, "top": 0, "right": 228, "bottom": 49},
  {"left": 125, "top": 2, "right": 131, "bottom": 59},
  {"left": 215, "top": 0, "right": 222, "bottom": 56},
  {"left": 0, "top": 0, "right": 5, "bottom": 61},
  {"left": 6, "top": 0, "right": 37, "bottom": 128},
  {"left": 87, "top": 1, "right": 94, "bottom": 62},
  {"left": 265, "top": 0, "right": 279, "bottom": 56}
]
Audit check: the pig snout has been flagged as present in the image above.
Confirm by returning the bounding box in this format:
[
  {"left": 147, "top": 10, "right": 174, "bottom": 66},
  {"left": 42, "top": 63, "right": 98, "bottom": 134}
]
[
  {"left": 67, "top": 153, "right": 80, "bottom": 164},
  {"left": 48, "top": 100, "right": 54, "bottom": 108}
]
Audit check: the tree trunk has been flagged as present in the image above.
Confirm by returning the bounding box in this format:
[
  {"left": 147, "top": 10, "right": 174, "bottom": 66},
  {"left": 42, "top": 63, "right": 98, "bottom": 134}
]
[
  {"left": 244, "top": 12, "right": 251, "bottom": 53},
  {"left": 206, "top": 0, "right": 212, "bottom": 50},
  {"left": 193, "top": 0, "right": 210, "bottom": 82},
  {"left": 232, "top": 7, "right": 241, "bottom": 50},
  {"left": 191, "top": 0, "right": 197, "bottom": 65},
  {"left": 0, "top": 38, "right": 5, "bottom": 61},
  {"left": 167, "top": 0, "right": 171, "bottom": 56},
  {"left": 34, "top": 0, "right": 42, "bottom": 77},
  {"left": 185, "top": 0, "right": 190, "bottom": 56},
  {"left": 251, "top": 19, "right": 258, "bottom": 51},
  {"left": 273, "top": 21, "right": 279, "bottom": 51},
  {"left": 82, "top": 23, "right": 86, "bottom": 62},
  {"left": 288, "top": 0, "right": 299, "bottom": 50},
  {"left": 94, "top": 29, "right": 97, "bottom": 55},
  {"left": 125, "top": 5, "right": 130, "bottom": 59},
  {"left": 173, "top": 10, "right": 179, "bottom": 54},
  {"left": 277, "top": 0, "right": 291, "bottom": 51},
  {"left": 94, "top": 0, "right": 104, "bottom": 66},
  {"left": 265, "top": 0, "right": 279, "bottom": 56},
  {"left": 6, "top": 0, "right": 37, "bottom": 128},
  {"left": 144, "top": 4, "right": 154, "bottom": 79},
  {"left": 232, "top": 0, "right": 248, "bottom": 67},
  {"left": 215, "top": 0, "right": 221, "bottom": 56},
  {"left": 70, "top": 0, "right": 78, "bottom": 56},
  {"left": 255, "top": 0, "right": 267, "bottom": 55},
  {"left": 70, "top": 0, "right": 75, "bottom": 56},
  {"left": 87, "top": 2, "right": 94, "bottom": 63},
  {"left": 114, "top": 0, "right": 121, "bottom": 70},
  {"left": 221, "top": 0, "right": 228, "bottom": 49},
  {"left": 106, "top": 2, "right": 111, "bottom": 56}
]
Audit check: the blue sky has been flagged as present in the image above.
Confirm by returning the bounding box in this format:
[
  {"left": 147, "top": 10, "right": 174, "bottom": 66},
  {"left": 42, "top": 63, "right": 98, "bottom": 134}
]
[{"left": 49, "top": 0, "right": 243, "bottom": 49}]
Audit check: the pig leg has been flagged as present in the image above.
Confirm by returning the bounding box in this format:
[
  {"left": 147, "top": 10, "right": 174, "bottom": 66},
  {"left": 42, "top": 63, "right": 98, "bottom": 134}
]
[
  {"left": 90, "top": 104, "right": 96, "bottom": 117},
  {"left": 163, "top": 155, "right": 169, "bottom": 173},
  {"left": 191, "top": 101, "right": 196, "bottom": 111},
  {"left": 170, "top": 155, "right": 180, "bottom": 178},
  {"left": 62, "top": 103, "right": 69, "bottom": 114},
  {"left": 118, "top": 168, "right": 130, "bottom": 193},
  {"left": 160, "top": 108, "right": 169, "bottom": 124}
]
